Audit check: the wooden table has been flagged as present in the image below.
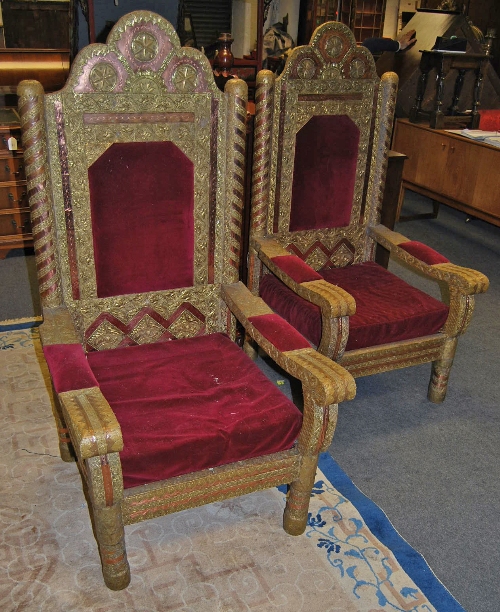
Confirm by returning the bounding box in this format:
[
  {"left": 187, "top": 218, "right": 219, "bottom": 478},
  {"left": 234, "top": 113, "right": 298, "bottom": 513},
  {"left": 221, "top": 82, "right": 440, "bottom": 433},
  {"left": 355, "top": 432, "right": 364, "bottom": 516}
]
[
  {"left": 409, "top": 50, "right": 489, "bottom": 129},
  {"left": 392, "top": 118, "right": 500, "bottom": 227}
]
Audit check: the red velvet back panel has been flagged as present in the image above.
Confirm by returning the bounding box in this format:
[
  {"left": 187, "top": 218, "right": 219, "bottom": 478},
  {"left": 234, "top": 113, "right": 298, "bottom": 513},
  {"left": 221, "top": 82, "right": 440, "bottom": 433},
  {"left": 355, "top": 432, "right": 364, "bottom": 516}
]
[
  {"left": 89, "top": 141, "right": 194, "bottom": 298},
  {"left": 290, "top": 115, "right": 360, "bottom": 231}
]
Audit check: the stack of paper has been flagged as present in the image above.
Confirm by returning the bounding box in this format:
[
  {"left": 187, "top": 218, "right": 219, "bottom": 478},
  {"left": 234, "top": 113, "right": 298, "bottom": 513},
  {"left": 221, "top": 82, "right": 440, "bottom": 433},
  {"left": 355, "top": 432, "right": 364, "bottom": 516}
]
[
  {"left": 483, "top": 136, "right": 500, "bottom": 148},
  {"left": 459, "top": 129, "right": 500, "bottom": 140}
]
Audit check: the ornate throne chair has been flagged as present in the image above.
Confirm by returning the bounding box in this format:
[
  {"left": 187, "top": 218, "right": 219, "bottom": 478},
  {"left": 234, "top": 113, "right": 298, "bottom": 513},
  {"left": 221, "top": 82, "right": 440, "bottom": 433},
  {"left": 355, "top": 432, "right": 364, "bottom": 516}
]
[
  {"left": 17, "top": 12, "right": 355, "bottom": 590},
  {"left": 247, "top": 21, "right": 489, "bottom": 403}
]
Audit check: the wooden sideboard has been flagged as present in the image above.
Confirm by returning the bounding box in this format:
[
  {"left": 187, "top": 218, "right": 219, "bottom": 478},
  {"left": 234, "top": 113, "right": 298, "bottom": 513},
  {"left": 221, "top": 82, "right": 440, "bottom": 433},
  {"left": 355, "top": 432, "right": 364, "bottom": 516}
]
[
  {"left": 392, "top": 118, "right": 500, "bottom": 227},
  {"left": 0, "top": 115, "right": 32, "bottom": 259}
]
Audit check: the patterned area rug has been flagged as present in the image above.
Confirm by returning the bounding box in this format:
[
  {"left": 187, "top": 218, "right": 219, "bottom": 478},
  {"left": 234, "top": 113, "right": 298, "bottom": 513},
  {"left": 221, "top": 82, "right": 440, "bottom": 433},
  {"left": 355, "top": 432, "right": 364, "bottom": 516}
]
[{"left": 0, "top": 331, "right": 464, "bottom": 611}]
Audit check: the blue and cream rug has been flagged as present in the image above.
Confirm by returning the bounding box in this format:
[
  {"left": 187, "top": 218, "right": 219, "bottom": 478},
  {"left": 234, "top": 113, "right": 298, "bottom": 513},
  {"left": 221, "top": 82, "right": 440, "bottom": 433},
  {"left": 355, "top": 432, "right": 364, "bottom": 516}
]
[{"left": 0, "top": 330, "right": 465, "bottom": 611}]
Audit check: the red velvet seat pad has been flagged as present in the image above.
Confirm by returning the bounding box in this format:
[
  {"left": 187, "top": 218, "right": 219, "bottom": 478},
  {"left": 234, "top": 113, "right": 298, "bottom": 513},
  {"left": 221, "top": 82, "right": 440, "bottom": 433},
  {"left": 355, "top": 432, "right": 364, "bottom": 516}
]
[
  {"left": 259, "top": 262, "right": 449, "bottom": 350},
  {"left": 87, "top": 333, "right": 302, "bottom": 489}
]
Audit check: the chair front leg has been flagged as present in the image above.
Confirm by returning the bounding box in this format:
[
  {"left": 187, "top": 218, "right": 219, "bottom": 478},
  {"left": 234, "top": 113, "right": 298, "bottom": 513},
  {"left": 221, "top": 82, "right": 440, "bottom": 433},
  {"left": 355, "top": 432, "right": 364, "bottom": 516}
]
[
  {"left": 284, "top": 397, "right": 341, "bottom": 536},
  {"left": 428, "top": 336, "right": 458, "bottom": 403},
  {"left": 284, "top": 453, "right": 319, "bottom": 536},
  {"left": 86, "top": 453, "right": 130, "bottom": 590}
]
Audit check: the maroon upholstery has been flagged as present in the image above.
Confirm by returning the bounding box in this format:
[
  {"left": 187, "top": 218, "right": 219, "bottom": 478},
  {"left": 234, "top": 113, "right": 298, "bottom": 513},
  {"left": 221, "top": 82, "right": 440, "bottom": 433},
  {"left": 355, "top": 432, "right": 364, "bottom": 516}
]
[
  {"left": 88, "top": 141, "right": 195, "bottom": 298},
  {"left": 86, "top": 333, "right": 303, "bottom": 488},
  {"left": 478, "top": 110, "right": 500, "bottom": 131},
  {"left": 249, "top": 313, "right": 311, "bottom": 352},
  {"left": 44, "top": 344, "right": 99, "bottom": 392},
  {"left": 260, "top": 262, "right": 449, "bottom": 350},
  {"left": 290, "top": 115, "right": 360, "bottom": 231},
  {"left": 399, "top": 241, "right": 449, "bottom": 265},
  {"left": 271, "top": 255, "right": 323, "bottom": 283}
]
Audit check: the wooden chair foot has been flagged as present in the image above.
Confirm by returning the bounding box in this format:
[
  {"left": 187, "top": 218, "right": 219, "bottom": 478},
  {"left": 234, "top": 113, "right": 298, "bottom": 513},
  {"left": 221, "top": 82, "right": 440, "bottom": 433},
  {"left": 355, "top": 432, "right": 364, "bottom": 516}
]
[{"left": 94, "top": 505, "right": 130, "bottom": 590}]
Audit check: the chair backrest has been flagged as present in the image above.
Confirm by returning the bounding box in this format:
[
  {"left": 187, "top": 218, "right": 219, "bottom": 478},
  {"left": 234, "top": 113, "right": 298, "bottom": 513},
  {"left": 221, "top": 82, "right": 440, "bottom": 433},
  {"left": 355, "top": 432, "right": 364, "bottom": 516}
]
[
  {"left": 18, "top": 11, "right": 247, "bottom": 352},
  {"left": 250, "top": 22, "right": 398, "bottom": 274}
]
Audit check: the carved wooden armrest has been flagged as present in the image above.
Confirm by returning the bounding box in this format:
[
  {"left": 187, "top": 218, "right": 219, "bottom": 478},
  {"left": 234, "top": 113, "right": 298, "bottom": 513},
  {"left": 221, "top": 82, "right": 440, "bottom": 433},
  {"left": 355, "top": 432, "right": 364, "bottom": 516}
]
[
  {"left": 39, "top": 306, "right": 81, "bottom": 346},
  {"left": 370, "top": 225, "right": 489, "bottom": 295},
  {"left": 222, "top": 282, "right": 356, "bottom": 407},
  {"left": 39, "top": 309, "right": 123, "bottom": 461},
  {"left": 58, "top": 387, "right": 123, "bottom": 461},
  {"left": 253, "top": 237, "right": 356, "bottom": 359}
]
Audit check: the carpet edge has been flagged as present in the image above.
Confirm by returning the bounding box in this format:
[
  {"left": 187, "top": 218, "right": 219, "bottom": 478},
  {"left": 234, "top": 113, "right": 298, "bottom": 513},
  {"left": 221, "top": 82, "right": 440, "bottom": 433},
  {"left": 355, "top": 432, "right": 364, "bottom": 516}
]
[{"left": 318, "top": 452, "right": 467, "bottom": 612}]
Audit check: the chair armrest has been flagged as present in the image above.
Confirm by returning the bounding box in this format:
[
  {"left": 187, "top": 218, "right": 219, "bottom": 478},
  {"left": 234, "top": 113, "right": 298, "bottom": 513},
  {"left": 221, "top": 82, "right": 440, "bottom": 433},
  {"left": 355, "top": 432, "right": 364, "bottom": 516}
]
[
  {"left": 223, "top": 282, "right": 356, "bottom": 407},
  {"left": 252, "top": 237, "right": 356, "bottom": 358},
  {"left": 59, "top": 386, "right": 123, "bottom": 461},
  {"left": 370, "top": 225, "right": 489, "bottom": 295},
  {"left": 39, "top": 306, "right": 81, "bottom": 346},
  {"left": 254, "top": 237, "right": 356, "bottom": 315},
  {"left": 39, "top": 307, "right": 123, "bottom": 460}
]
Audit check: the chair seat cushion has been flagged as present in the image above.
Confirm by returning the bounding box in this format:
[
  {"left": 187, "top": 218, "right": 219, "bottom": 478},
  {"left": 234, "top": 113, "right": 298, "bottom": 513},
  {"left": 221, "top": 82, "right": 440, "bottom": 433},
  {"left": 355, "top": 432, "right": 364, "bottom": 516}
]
[
  {"left": 259, "top": 262, "right": 449, "bottom": 351},
  {"left": 87, "top": 333, "right": 302, "bottom": 489}
]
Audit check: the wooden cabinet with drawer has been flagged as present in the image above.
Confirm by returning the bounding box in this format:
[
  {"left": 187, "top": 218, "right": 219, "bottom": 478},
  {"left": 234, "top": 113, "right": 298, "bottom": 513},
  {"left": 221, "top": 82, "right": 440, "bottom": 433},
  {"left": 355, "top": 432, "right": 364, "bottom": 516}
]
[
  {"left": 393, "top": 118, "right": 500, "bottom": 227},
  {"left": 0, "top": 119, "right": 33, "bottom": 259}
]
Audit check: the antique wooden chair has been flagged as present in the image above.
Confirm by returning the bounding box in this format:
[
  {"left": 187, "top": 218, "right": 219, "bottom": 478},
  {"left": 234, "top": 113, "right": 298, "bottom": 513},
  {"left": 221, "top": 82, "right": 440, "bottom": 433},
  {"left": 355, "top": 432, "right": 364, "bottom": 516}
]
[
  {"left": 17, "top": 12, "right": 355, "bottom": 590},
  {"left": 247, "top": 21, "right": 489, "bottom": 403}
]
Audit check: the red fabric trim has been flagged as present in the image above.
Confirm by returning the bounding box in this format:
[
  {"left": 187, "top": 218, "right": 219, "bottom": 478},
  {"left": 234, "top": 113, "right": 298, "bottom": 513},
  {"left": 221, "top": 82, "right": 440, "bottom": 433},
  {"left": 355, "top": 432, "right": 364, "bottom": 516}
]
[
  {"left": 88, "top": 141, "right": 195, "bottom": 298},
  {"left": 271, "top": 255, "right": 323, "bottom": 283},
  {"left": 290, "top": 115, "right": 359, "bottom": 231},
  {"left": 87, "top": 334, "right": 302, "bottom": 488},
  {"left": 399, "top": 241, "right": 449, "bottom": 265},
  {"left": 249, "top": 313, "right": 311, "bottom": 352},
  {"left": 44, "top": 344, "right": 99, "bottom": 393},
  {"left": 260, "top": 262, "right": 449, "bottom": 350}
]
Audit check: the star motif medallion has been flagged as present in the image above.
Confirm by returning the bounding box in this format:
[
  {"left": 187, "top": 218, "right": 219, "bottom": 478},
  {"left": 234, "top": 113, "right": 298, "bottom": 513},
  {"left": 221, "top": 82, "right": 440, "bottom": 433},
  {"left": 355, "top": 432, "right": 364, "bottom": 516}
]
[
  {"left": 131, "top": 32, "right": 159, "bottom": 62},
  {"left": 130, "top": 76, "right": 160, "bottom": 94},
  {"left": 172, "top": 65, "right": 198, "bottom": 92},
  {"left": 296, "top": 58, "right": 317, "bottom": 80},
  {"left": 350, "top": 59, "right": 366, "bottom": 79},
  {"left": 89, "top": 62, "right": 118, "bottom": 92},
  {"left": 325, "top": 35, "right": 344, "bottom": 59}
]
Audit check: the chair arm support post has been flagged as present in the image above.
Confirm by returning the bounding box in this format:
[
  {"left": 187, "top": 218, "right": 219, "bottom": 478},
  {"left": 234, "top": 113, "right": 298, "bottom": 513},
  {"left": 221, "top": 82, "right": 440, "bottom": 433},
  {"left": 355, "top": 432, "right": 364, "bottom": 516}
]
[{"left": 222, "top": 282, "right": 356, "bottom": 408}]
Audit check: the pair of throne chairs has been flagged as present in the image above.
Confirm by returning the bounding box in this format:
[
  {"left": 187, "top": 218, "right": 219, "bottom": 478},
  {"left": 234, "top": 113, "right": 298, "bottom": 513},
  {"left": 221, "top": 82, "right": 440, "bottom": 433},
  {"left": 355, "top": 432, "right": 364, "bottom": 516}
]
[{"left": 18, "top": 12, "right": 488, "bottom": 589}]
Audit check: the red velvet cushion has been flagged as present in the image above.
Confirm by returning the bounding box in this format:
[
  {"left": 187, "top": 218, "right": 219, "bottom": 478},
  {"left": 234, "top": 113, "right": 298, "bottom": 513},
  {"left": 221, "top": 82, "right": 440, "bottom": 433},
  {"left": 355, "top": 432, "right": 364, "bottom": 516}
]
[
  {"left": 44, "top": 344, "right": 99, "bottom": 393},
  {"left": 290, "top": 115, "right": 359, "bottom": 231},
  {"left": 88, "top": 141, "right": 194, "bottom": 298},
  {"left": 478, "top": 110, "right": 500, "bottom": 131},
  {"left": 271, "top": 255, "right": 323, "bottom": 283},
  {"left": 260, "top": 262, "right": 449, "bottom": 350},
  {"left": 399, "top": 241, "right": 449, "bottom": 265},
  {"left": 249, "top": 313, "right": 311, "bottom": 352},
  {"left": 87, "top": 333, "right": 302, "bottom": 488}
]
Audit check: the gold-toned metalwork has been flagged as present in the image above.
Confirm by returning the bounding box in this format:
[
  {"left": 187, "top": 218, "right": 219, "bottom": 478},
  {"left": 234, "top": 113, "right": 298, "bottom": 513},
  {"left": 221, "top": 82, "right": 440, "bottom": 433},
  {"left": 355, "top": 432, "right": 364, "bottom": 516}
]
[
  {"left": 248, "top": 20, "right": 489, "bottom": 404},
  {"left": 17, "top": 12, "right": 356, "bottom": 591}
]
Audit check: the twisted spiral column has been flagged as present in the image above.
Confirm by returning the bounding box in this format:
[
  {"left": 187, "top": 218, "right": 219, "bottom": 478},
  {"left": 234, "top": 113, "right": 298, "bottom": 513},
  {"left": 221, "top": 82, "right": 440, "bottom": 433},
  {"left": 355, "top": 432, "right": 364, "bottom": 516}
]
[
  {"left": 225, "top": 78, "right": 248, "bottom": 282},
  {"left": 250, "top": 70, "right": 275, "bottom": 239},
  {"left": 17, "top": 80, "right": 63, "bottom": 308}
]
